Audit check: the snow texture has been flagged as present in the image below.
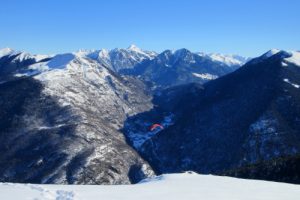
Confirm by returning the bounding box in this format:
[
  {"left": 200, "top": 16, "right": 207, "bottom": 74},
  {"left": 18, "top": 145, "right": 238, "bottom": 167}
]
[
  {"left": 1, "top": 172, "right": 300, "bottom": 200},
  {"left": 192, "top": 73, "right": 218, "bottom": 80},
  {"left": 264, "top": 49, "right": 281, "bottom": 58},
  {"left": 0, "top": 48, "right": 49, "bottom": 62},
  {"left": 197, "top": 52, "right": 249, "bottom": 66},
  {"left": 284, "top": 78, "right": 300, "bottom": 88},
  {"left": 284, "top": 51, "right": 300, "bottom": 67}
]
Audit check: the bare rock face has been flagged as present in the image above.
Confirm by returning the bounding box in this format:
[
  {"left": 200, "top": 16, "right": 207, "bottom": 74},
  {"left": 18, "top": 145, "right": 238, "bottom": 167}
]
[{"left": 0, "top": 52, "right": 154, "bottom": 184}]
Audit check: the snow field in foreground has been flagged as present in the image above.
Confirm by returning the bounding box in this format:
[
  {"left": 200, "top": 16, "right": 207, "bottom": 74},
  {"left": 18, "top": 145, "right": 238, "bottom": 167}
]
[{"left": 1, "top": 173, "right": 300, "bottom": 200}]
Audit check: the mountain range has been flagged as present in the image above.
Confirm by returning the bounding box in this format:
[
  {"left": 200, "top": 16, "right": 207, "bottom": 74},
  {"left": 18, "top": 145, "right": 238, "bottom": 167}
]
[{"left": 0, "top": 45, "right": 299, "bottom": 184}]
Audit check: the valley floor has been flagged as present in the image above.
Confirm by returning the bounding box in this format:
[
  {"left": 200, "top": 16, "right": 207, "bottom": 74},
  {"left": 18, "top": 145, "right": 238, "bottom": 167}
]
[{"left": 0, "top": 173, "right": 300, "bottom": 200}]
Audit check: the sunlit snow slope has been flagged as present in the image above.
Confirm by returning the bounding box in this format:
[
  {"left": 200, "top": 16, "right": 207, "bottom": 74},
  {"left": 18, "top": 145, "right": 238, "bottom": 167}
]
[{"left": 1, "top": 172, "right": 300, "bottom": 200}]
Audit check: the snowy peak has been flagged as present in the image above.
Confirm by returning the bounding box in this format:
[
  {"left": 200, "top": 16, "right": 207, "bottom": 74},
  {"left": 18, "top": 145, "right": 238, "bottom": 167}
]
[
  {"left": 75, "top": 45, "right": 157, "bottom": 72},
  {"left": 247, "top": 49, "right": 290, "bottom": 65},
  {"left": 127, "top": 44, "right": 141, "bottom": 52},
  {"left": 251, "top": 49, "right": 300, "bottom": 67},
  {"left": 283, "top": 51, "right": 300, "bottom": 67},
  {"left": 0, "top": 48, "right": 49, "bottom": 62},
  {"left": 99, "top": 48, "right": 110, "bottom": 58},
  {"left": 0, "top": 47, "right": 16, "bottom": 58},
  {"left": 264, "top": 49, "right": 281, "bottom": 58},
  {"left": 206, "top": 53, "right": 249, "bottom": 66},
  {"left": 174, "top": 48, "right": 193, "bottom": 58},
  {"left": 196, "top": 52, "right": 249, "bottom": 66}
]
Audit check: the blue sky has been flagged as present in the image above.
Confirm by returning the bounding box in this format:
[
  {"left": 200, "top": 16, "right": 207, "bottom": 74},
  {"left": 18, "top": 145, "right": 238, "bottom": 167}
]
[{"left": 0, "top": 0, "right": 299, "bottom": 57}]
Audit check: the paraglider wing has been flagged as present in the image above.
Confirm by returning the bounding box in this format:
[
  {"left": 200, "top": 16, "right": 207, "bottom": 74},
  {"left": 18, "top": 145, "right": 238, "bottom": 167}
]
[{"left": 150, "top": 123, "right": 164, "bottom": 131}]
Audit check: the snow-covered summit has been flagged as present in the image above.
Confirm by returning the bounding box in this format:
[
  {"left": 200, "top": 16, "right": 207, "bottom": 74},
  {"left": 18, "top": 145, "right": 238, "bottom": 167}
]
[
  {"left": 197, "top": 52, "right": 249, "bottom": 66},
  {"left": 0, "top": 48, "right": 49, "bottom": 62},
  {"left": 207, "top": 53, "right": 249, "bottom": 66},
  {"left": 127, "top": 44, "right": 141, "bottom": 52},
  {"left": 248, "top": 49, "right": 300, "bottom": 67},
  {"left": 284, "top": 51, "right": 300, "bottom": 66},
  {"left": 264, "top": 48, "right": 281, "bottom": 58},
  {"left": 0, "top": 47, "right": 16, "bottom": 57}
]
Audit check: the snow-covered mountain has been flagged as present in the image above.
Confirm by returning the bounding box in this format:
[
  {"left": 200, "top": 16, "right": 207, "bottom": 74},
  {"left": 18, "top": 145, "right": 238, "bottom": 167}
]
[
  {"left": 1, "top": 47, "right": 298, "bottom": 186},
  {"left": 76, "top": 45, "right": 157, "bottom": 72},
  {"left": 1, "top": 172, "right": 300, "bottom": 200},
  {"left": 0, "top": 48, "right": 49, "bottom": 63},
  {"left": 199, "top": 52, "right": 250, "bottom": 66},
  {"left": 74, "top": 45, "right": 249, "bottom": 90},
  {"left": 121, "top": 48, "right": 248, "bottom": 89},
  {"left": 0, "top": 48, "right": 50, "bottom": 82},
  {"left": 124, "top": 50, "right": 300, "bottom": 176},
  {"left": 1, "top": 45, "right": 248, "bottom": 89},
  {"left": 0, "top": 51, "right": 155, "bottom": 184}
]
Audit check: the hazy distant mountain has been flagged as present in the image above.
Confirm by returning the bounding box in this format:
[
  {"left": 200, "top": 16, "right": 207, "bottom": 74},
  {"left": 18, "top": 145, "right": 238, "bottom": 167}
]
[
  {"left": 74, "top": 45, "right": 249, "bottom": 90},
  {"left": 77, "top": 45, "right": 157, "bottom": 72},
  {"left": 120, "top": 48, "right": 249, "bottom": 89}
]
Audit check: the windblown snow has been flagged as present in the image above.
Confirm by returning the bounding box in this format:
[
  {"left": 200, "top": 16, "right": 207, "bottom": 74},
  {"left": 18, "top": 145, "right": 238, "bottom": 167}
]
[{"left": 1, "top": 173, "right": 300, "bottom": 200}]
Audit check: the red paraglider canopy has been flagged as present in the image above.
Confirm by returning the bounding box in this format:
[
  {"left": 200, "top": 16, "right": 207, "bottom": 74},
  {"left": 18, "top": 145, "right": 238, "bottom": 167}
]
[{"left": 150, "top": 123, "right": 164, "bottom": 131}]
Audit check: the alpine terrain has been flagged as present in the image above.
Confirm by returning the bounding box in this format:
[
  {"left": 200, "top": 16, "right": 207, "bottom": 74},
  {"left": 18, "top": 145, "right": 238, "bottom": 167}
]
[
  {"left": 124, "top": 50, "right": 300, "bottom": 179},
  {"left": 1, "top": 46, "right": 300, "bottom": 185}
]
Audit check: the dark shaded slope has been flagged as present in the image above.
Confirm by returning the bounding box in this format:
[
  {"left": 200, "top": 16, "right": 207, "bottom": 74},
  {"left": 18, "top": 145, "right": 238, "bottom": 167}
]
[
  {"left": 222, "top": 153, "right": 300, "bottom": 184},
  {"left": 0, "top": 77, "right": 76, "bottom": 183},
  {"left": 124, "top": 51, "right": 300, "bottom": 175}
]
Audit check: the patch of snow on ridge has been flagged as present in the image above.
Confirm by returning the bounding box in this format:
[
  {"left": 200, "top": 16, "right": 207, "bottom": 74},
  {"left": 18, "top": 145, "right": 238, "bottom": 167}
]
[
  {"left": 17, "top": 53, "right": 76, "bottom": 78},
  {"left": 0, "top": 48, "right": 50, "bottom": 62},
  {"left": 284, "top": 51, "right": 300, "bottom": 66},
  {"left": 282, "top": 62, "right": 288, "bottom": 67},
  {"left": 283, "top": 78, "right": 300, "bottom": 88},
  {"left": 0, "top": 48, "right": 16, "bottom": 58},
  {"left": 197, "top": 52, "right": 249, "bottom": 66},
  {"left": 193, "top": 73, "right": 218, "bottom": 80},
  {"left": 208, "top": 53, "right": 248, "bottom": 66},
  {"left": 264, "top": 49, "right": 281, "bottom": 58},
  {"left": 1, "top": 173, "right": 300, "bottom": 200}
]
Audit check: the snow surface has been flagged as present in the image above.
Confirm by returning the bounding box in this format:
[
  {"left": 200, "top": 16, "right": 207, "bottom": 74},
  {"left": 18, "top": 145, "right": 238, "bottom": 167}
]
[
  {"left": 208, "top": 53, "right": 248, "bottom": 66},
  {"left": 283, "top": 78, "right": 300, "bottom": 88},
  {"left": 0, "top": 173, "right": 300, "bottom": 200},
  {"left": 264, "top": 49, "right": 281, "bottom": 58},
  {"left": 0, "top": 47, "right": 16, "bottom": 57},
  {"left": 193, "top": 73, "right": 218, "bottom": 80},
  {"left": 197, "top": 52, "right": 249, "bottom": 66},
  {"left": 74, "top": 45, "right": 157, "bottom": 72},
  {"left": 284, "top": 51, "right": 300, "bottom": 67},
  {"left": 0, "top": 47, "right": 50, "bottom": 63}
]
